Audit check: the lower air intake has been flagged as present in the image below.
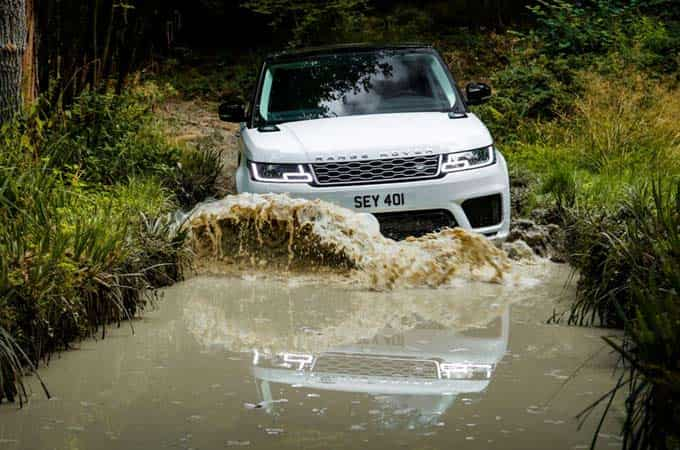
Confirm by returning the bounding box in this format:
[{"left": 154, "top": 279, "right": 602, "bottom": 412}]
[
  {"left": 462, "top": 194, "right": 502, "bottom": 228},
  {"left": 373, "top": 209, "right": 457, "bottom": 240}
]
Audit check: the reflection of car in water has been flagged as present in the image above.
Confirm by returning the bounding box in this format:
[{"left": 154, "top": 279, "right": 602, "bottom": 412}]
[{"left": 252, "top": 308, "right": 509, "bottom": 427}]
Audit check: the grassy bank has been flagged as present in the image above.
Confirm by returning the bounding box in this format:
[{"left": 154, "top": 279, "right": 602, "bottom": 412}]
[
  {"left": 476, "top": 4, "right": 679, "bottom": 448},
  {"left": 478, "top": 4, "right": 680, "bottom": 448},
  {"left": 0, "top": 82, "right": 226, "bottom": 404}
]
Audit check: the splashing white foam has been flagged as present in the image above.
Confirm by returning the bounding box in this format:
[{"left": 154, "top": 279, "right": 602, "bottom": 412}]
[{"left": 184, "top": 193, "right": 510, "bottom": 290}]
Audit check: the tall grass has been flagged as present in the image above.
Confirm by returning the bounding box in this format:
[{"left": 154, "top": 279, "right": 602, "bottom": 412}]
[
  {"left": 0, "top": 86, "right": 191, "bottom": 404},
  {"left": 506, "top": 73, "right": 679, "bottom": 201},
  {"left": 559, "top": 74, "right": 680, "bottom": 173},
  {"left": 515, "top": 69, "right": 680, "bottom": 448},
  {"left": 577, "top": 180, "right": 680, "bottom": 450},
  {"left": 482, "top": 7, "right": 680, "bottom": 442},
  {"left": 519, "top": 73, "right": 679, "bottom": 328},
  {"left": 0, "top": 326, "right": 50, "bottom": 406}
]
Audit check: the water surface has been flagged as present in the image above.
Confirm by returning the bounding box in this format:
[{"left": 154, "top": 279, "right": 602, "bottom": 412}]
[{"left": 0, "top": 264, "right": 623, "bottom": 450}]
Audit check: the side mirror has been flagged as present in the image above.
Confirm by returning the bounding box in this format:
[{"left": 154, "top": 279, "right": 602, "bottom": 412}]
[
  {"left": 218, "top": 102, "right": 246, "bottom": 122},
  {"left": 465, "top": 82, "right": 492, "bottom": 105}
]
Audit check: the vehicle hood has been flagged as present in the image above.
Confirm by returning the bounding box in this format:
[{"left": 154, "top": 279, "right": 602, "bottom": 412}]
[{"left": 242, "top": 112, "right": 493, "bottom": 163}]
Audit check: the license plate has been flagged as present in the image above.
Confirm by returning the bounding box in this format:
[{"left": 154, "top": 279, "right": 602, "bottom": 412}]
[
  {"left": 318, "top": 375, "right": 336, "bottom": 384},
  {"left": 353, "top": 193, "right": 405, "bottom": 209}
]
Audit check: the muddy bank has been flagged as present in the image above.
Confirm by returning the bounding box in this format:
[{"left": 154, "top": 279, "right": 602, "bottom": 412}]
[{"left": 160, "top": 99, "right": 240, "bottom": 196}]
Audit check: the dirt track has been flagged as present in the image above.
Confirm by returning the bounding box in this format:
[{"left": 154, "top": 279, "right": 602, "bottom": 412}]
[{"left": 160, "top": 98, "right": 241, "bottom": 196}]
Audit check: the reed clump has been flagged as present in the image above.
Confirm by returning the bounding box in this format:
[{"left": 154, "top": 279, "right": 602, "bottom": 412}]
[
  {"left": 571, "top": 181, "right": 680, "bottom": 450},
  {"left": 0, "top": 85, "right": 194, "bottom": 404}
]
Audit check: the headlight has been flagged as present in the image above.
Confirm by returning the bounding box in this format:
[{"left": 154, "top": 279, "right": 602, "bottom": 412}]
[
  {"left": 250, "top": 162, "right": 313, "bottom": 183},
  {"left": 280, "top": 353, "right": 314, "bottom": 370},
  {"left": 441, "top": 146, "right": 495, "bottom": 173}
]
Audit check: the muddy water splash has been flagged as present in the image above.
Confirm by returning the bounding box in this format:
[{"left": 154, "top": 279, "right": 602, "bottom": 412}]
[{"left": 184, "top": 194, "right": 509, "bottom": 289}]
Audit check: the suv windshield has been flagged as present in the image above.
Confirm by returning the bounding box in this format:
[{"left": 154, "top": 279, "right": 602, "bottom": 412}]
[{"left": 256, "top": 50, "right": 461, "bottom": 125}]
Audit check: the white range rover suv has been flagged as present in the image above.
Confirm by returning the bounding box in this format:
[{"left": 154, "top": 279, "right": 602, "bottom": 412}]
[{"left": 219, "top": 44, "right": 510, "bottom": 241}]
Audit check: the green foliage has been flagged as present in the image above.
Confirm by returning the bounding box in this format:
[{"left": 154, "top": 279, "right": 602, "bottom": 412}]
[
  {"left": 242, "top": 0, "right": 370, "bottom": 47},
  {"left": 171, "top": 147, "right": 224, "bottom": 210},
  {"left": 501, "top": 68, "right": 679, "bottom": 208},
  {"left": 565, "top": 204, "right": 635, "bottom": 328},
  {"left": 618, "top": 181, "right": 680, "bottom": 450},
  {"left": 527, "top": 0, "right": 632, "bottom": 55},
  {"left": 574, "top": 181, "right": 680, "bottom": 449},
  {"left": 44, "top": 85, "right": 180, "bottom": 184},
  {"left": 471, "top": 3, "right": 680, "bottom": 442},
  {"left": 527, "top": 1, "right": 680, "bottom": 72},
  {"left": 474, "top": 0, "right": 679, "bottom": 144},
  {"left": 476, "top": 54, "right": 571, "bottom": 141},
  {"left": 0, "top": 88, "right": 188, "bottom": 404},
  {"left": 541, "top": 164, "right": 575, "bottom": 213}
]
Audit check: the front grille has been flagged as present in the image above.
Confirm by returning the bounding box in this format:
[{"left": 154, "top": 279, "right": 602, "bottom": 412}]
[
  {"left": 462, "top": 194, "right": 503, "bottom": 228},
  {"left": 373, "top": 209, "right": 457, "bottom": 240},
  {"left": 313, "top": 353, "right": 439, "bottom": 379},
  {"left": 311, "top": 155, "right": 441, "bottom": 186}
]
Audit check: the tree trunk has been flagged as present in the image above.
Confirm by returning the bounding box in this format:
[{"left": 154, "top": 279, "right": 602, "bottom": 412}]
[
  {"left": 0, "top": 0, "right": 27, "bottom": 122},
  {"left": 22, "top": 0, "right": 37, "bottom": 106},
  {"left": 36, "top": 0, "right": 50, "bottom": 96}
]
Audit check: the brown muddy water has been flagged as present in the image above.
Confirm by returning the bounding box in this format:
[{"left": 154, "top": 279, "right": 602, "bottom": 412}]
[{"left": 0, "top": 264, "right": 624, "bottom": 450}]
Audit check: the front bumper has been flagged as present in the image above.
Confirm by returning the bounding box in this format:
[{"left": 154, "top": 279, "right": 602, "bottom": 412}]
[{"left": 236, "top": 153, "right": 511, "bottom": 242}]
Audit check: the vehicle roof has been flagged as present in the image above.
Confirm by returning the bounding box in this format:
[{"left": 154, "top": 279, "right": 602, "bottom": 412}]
[{"left": 265, "top": 43, "right": 434, "bottom": 62}]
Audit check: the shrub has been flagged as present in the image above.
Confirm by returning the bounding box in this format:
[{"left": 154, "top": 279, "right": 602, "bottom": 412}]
[
  {"left": 624, "top": 16, "right": 680, "bottom": 74},
  {"left": 527, "top": 0, "right": 632, "bottom": 56},
  {"left": 44, "top": 85, "right": 180, "bottom": 185},
  {"left": 241, "top": 0, "right": 370, "bottom": 47},
  {"left": 474, "top": 51, "right": 572, "bottom": 142},
  {"left": 170, "top": 147, "right": 224, "bottom": 210},
  {"left": 526, "top": 1, "right": 680, "bottom": 74},
  {"left": 0, "top": 170, "right": 187, "bottom": 403}
]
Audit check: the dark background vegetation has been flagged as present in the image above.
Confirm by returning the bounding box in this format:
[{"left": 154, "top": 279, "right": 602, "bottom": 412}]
[{"left": 1, "top": 1, "right": 679, "bottom": 449}]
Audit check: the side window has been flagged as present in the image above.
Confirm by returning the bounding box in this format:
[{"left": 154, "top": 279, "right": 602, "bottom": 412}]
[
  {"left": 259, "top": 69, "right": 274, "bottom": 122},
  {"left": 429, "top": 58, "right": 457, "bottom": 107}
]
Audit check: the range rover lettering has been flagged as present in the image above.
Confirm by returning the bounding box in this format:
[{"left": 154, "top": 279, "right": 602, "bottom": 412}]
[{"left": 219, "top": 44, "right": 510, "bottom": 241}]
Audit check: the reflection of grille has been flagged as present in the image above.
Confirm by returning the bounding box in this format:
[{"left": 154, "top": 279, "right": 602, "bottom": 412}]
[
  {"left": 313, "top": 353, "right": 439, "bottom": 379},
  {"left": 374, "top": 209, "right": 457, "bottom": 240},
  {"left": 312, "top": 155, "right": 441, "bottom": 186}
]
